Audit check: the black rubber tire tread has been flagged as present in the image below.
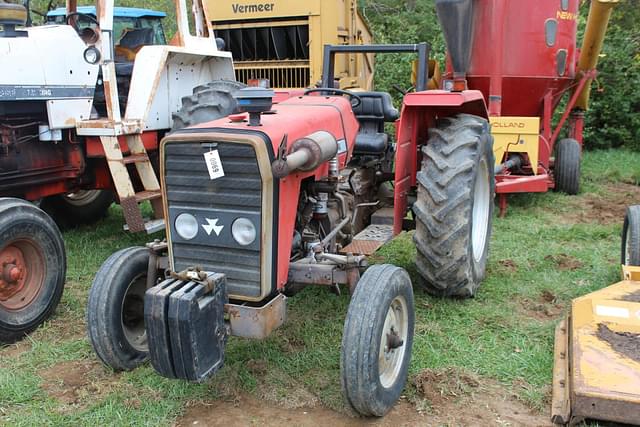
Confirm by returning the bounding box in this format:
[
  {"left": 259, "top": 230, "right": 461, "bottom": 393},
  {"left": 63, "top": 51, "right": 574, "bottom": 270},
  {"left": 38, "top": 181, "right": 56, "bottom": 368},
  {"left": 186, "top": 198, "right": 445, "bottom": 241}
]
[
  {"left": 40, "top": 190, "right": 114, "bottom": 228},
  {"left": 554, "top": 138, "right": 581, "bottom": 195},
  {"left": 341, "top": 264, "right": 415, "bottom": 417},
  {"left": 622, "top": 205, "right": 640, "bottom": 266},
  {"left": 172, "top": 80, "right": 247, "bottom": 130},
  {"left": 87, "top": 246, "right": 150, "bottom": 371},
  {"left": 0, "top": 198, "right": 66, "bottom": 343},
  {"left": 413, "top": 114, "right": 495, "bottom": 298}
]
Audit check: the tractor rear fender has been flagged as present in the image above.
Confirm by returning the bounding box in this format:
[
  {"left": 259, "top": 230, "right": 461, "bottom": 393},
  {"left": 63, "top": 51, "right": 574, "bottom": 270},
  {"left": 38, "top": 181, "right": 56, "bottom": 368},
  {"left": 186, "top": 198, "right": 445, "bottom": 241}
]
[
  {"left": 392, "top": 89, "right": 488, "bottom": 235},
  {"left": 124, "top": 45, "right": 235, "bottom": 131}
]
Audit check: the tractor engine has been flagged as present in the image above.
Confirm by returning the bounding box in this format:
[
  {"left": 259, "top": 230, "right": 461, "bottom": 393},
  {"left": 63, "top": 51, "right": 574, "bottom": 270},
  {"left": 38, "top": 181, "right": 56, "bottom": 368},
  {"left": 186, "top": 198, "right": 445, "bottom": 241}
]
[
  {"left": 159, "top": 90, "right": 397, "bottom": 302},
  {"left": 290, "top": 166, "right": 379, "bottom": 261}
]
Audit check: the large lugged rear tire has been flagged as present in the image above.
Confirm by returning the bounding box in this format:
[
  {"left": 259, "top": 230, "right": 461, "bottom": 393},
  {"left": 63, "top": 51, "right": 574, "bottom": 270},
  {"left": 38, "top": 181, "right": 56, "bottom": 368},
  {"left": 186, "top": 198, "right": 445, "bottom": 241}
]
[
  {"left": 413, "top": 114, "right": 495, "bottom": 298},
  {"left": 341, "top": 264, "right": 414, "bottom": 417},
  {"left": 87, "top": 246, "right": 150, "bottom": 371},
  {"left": 554, "top": 138, "right": 581, "bottom": 195},
  {"left": 40, "top": 190, "right": 114, "bottom": 227},
  {"left": 622, "top": 205, "right": 640, "bottom": 266},
  {"left": 0, "top": 198, "right": 66, "bottom": 343},
  {"left": 172, "top": 80, "right": 247, "bottom": 130}
]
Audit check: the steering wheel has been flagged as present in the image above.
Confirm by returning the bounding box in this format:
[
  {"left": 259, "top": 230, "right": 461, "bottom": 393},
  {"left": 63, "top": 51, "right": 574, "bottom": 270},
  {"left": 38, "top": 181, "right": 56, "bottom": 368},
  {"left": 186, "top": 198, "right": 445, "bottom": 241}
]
[
  {"left": 66, "top": 12, "right": 99, "bottom": 33},
  {"left": 304, "top": 88, "right": 362, "bottom": 109}
]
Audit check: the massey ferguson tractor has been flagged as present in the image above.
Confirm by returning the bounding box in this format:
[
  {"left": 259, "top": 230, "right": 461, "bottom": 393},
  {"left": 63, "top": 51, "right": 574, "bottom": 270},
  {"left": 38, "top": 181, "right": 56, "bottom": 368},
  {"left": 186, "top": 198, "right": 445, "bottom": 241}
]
[
  {"left": 0, "top": 0, "right": 238, "bottom": 342},
  {"left": 85, "top": 0, "right": 615, "bottom": 417}
]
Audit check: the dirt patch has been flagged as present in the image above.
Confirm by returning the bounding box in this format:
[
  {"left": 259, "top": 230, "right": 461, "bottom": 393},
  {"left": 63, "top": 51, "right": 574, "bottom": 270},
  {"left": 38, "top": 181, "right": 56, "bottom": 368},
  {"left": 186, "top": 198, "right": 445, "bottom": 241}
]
[
  {"left": 40, "top": 359, "right": 120, "bottom": 411},
  {"left": 565, "top": 183, "right": 640, "bottom": 225},
  {"left": 520, "top": 291, "right": 564, "bottom": 321},
  {"left": 176, "top": 369, "right": 549, "bottom": 427},
  {"left": 545, "top": 254, "right": 583, "bottom": 271},
  {"left": 620, "top": 289, "right": 640, "bottom": 303},
  {"left": 597, "top": 323, "right": 640, "bottom": 364},
  {"left": 497, "top": 259, "right": 518, "bottom": 273},
  {"left": 176, "top": 397, "right": 423, "bottom": 427},
  {"left": 410, "top": 368, "right": 547, "bottom": 426}
]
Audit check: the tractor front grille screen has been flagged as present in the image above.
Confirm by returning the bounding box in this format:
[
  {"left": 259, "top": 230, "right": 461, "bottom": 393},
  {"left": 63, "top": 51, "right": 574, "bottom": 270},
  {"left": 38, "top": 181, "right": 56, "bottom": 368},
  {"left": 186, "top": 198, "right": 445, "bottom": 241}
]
[
  {"left": 235, "top": 63, "right": 311, "bottom": 88},
  {"left": 215, "top": 24, "right": 309, "bottom": 61},
  {"left": 164, "top": 142, "right": 262, "bottom": 298}
]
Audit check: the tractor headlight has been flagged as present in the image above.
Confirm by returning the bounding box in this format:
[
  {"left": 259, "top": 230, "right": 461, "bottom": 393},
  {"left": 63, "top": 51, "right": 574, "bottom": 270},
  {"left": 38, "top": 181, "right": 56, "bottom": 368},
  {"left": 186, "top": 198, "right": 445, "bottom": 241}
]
[
  {"left": 175, "top": 213, "right": 199, "bottom": 240},
  {"left": 83, "top": 46, "right": 101, "bottom": 65},
  {"left": 231, "top": 218, "right": 256, "bottom": 246}
]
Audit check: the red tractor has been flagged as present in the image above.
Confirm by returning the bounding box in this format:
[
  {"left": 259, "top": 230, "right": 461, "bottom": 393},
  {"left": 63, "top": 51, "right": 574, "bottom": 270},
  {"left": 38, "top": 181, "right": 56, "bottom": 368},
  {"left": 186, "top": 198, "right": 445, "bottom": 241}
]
[
  {"left": 87, "top": 0, "right": 615, "bottom": 415},
  {"left": 87, "top": 32, "right": 495, "bottom": 415}
]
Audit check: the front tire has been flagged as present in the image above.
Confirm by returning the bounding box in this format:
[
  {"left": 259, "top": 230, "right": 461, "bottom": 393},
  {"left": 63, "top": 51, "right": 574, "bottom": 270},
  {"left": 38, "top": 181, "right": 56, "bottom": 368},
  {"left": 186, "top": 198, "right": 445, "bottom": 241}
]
[
  {"left": 87, "top": 246, "right": 150, "bottom": 371},
  {"left": 413, "top": 114, "right": 495, "bottom": 298},
  {"left": 341, "top": 264, "right": 414, "bottom": 417},
  {"left": 622, "top": 205, "right": 640, "bottom": 266},
  {"left": 0, "top": 198, "right": 66, "bottom": 343}
]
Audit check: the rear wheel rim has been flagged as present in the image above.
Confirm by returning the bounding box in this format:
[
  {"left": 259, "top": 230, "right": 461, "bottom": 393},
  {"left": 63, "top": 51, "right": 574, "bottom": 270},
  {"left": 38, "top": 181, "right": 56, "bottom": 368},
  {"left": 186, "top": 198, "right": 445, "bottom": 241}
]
[
  {"left": 378, "top": 295, "right": 408, "bottom": 388},
  {"left": 472, "top": 158, "right": 490, "bottom": 263},
  {"left": 63, "top": 190, "right": 102, "bottom": 207},
  {"left": 120, "top": 274, "right": 148, "bottom": 352},
  {"left": 0, "top": 240, "right": 45, "bottom": 311}
]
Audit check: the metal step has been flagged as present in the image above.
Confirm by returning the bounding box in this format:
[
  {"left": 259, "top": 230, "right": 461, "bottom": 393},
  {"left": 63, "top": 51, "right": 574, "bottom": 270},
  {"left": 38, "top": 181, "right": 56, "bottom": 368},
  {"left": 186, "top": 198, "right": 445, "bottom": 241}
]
[
  {"left": 340, "top": 224, "right": 394, "bottom": 255},
  {"left": 124, "top": 218, "right": 165, "bottom": 234},
  {"left": 122, "top": 153, "right": 150, "bottom": 164},
  {"left": 135, "top": 190, "right": 162, "bottom": 202}
]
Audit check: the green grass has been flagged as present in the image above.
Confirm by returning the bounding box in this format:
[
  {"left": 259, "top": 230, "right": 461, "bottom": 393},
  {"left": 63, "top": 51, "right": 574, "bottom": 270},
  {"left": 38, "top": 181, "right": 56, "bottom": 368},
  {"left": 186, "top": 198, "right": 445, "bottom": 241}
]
[{"left": 1, "top": 149, "right": 639, "bottom": 425}]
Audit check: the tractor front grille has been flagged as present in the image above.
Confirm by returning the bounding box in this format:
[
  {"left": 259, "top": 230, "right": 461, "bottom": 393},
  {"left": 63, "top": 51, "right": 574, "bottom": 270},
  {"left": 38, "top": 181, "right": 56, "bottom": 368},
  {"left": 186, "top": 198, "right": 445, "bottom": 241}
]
[{"left": 164, "top": 141, "right": 263, "bottom": 299}]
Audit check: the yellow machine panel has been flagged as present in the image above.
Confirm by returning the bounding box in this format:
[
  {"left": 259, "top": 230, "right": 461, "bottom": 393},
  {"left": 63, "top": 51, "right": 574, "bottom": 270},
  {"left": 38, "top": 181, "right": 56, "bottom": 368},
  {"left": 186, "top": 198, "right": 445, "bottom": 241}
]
[
  {"left": 552, "top": 268, "right": 640, "bottom": 425},
  {"left": 205, "top": 0, "right": 373, "bottom": 89},
  {"left": 489, "top": 116, "right": 540, "bottom": 174}
]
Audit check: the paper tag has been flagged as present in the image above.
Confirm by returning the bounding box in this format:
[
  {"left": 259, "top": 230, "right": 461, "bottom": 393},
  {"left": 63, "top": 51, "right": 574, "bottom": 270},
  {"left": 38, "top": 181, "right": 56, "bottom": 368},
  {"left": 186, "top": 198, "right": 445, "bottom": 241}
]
[{"left": 204, "top": 150, "right": 224, "bottom": 180}]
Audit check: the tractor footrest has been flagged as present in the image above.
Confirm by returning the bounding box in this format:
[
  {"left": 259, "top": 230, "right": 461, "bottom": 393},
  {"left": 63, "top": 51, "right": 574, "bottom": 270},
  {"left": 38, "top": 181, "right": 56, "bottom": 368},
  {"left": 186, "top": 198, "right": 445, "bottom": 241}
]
[
  {"left": 341, "top": 224, "right": 393, "bottom": 255},
  {"left": 144, "top": 272, "right": 228, "bottom": 382}
]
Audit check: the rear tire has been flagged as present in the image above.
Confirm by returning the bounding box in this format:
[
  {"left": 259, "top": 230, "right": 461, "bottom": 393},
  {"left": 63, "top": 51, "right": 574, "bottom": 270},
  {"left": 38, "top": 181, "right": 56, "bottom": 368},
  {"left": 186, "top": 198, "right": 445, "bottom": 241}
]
[
  {"left": 341, "top": 264, "right": 414, "bottom": 417},
  {"left": 172, "top": 80, "right": 247, "bottom": 130},
  {"left": 622, "top": 205, "right": 640, "bottom": 266},
  {"left": 413, "top": 114, "right": 495, "bottom": 298},
  {"left": 87, "top": 246, "right": 150, "bottom": 371},
  {"left": 41, "top": 190, "right": 113, "bottom": 227},
  {"left": 0, "top": 198, "right": 66, "bottom": 343},
  {"left": 554, "top": 138, "right": 581, "bottom": 195}
]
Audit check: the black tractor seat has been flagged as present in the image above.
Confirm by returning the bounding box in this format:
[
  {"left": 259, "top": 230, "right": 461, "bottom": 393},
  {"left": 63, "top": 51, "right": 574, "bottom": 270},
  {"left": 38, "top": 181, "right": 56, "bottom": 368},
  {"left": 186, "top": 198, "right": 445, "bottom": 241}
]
[{"left": 351, "top": 91, "right": 399, "bottom": 155}]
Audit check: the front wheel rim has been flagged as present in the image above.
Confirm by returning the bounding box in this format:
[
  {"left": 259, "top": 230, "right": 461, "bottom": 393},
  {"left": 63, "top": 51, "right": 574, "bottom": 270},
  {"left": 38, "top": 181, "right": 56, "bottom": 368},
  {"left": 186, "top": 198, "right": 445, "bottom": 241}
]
[
  {"left": 378, "top": 295, "right": 408, "bottom": 388},
  {"left": 472, "top": 158, "right": 490, "bottom": 263},
  {"left": 63, "top": 190, "right": 102, "bottom": 207},
  {"left": 120, "top": 274, "right": 148, "bottom": 352}
]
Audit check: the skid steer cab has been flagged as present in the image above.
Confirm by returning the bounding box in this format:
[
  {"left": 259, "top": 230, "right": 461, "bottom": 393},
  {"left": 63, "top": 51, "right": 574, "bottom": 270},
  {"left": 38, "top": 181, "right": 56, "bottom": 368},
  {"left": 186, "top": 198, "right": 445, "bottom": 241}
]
[{"left": 88, "top": 43, "right": 496, "bottom": 416}]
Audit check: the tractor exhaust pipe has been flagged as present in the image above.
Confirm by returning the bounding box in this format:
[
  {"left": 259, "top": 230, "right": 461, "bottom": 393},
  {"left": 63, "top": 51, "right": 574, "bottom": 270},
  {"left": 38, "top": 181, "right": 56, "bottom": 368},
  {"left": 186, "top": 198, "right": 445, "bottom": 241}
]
[
  {"left": 271, "top": 131, "right": 338, "bottom": 179},
  {"left": 435, "top": 0, "right": 474, "bottom": 79}
]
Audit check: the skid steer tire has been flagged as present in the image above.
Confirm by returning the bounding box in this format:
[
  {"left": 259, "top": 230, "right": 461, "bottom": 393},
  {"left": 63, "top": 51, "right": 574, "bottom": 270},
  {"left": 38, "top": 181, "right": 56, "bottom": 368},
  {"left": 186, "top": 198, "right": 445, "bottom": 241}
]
[
  {"left": 413, "top": 114, "right": 495, "bottom": 298},
  {"left": 554, "top": 138, "right": 581, "bottom": 195},
  {"left": 622, "top": 205, "right": 640, "bottom": 266},
  {"left": 87, "top": 246, "right": 150, "bottom": 371},
  {"left": 341, "top": 264, "right": 414, "bottom": 417},
  {"left": 41, "top": 190, "right": 114, "bottom": 227},
  {"left": 172, "top": 80, "right": 247, "bottom": 130},
  {"left": 0, "top": 198, "right": 66, "bottom": 343}
]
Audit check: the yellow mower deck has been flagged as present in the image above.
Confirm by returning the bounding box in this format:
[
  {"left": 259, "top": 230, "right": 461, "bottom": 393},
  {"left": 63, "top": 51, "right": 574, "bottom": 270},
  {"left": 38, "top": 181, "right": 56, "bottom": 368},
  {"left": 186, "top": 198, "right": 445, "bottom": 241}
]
[{"left": 552, "top": 266, "right": 640, "bottom": 425}]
